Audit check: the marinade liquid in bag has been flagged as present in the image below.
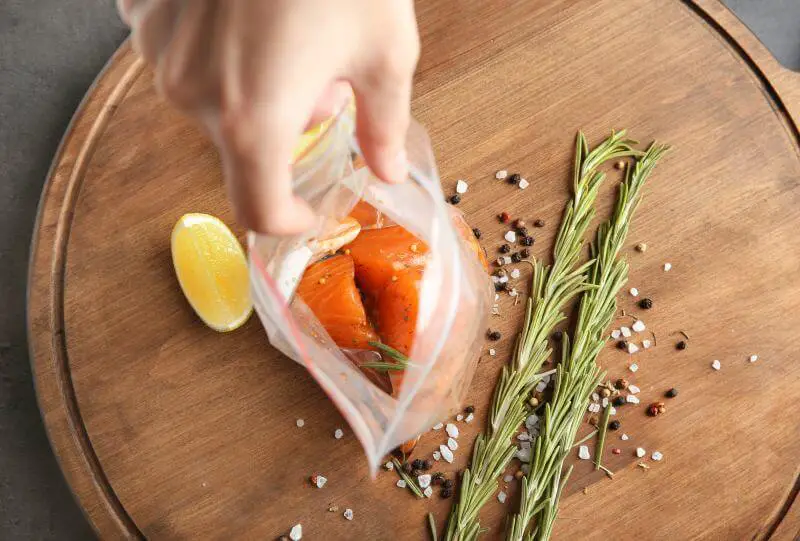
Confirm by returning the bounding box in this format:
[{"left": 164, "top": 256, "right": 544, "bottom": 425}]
[{"left": 248, "top": 105, "right": 491, "bottom": 472}]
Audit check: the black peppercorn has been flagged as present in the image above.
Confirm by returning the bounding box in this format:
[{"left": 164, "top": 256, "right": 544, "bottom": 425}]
[
  {"left": 665, "top": 388, "right": 679, "bottom": 398},
  {"left": 472, "top": 228, "right": 482, "bottom": 239},
  {"left": 402, "top": 462, "right": 413, "bottom": 475},
  {"left": 533, "top": 219, "right": 545, "bottom": 228},
  {"left": 441, "top": 488, "right": 453, "bottom": 498},
  {"left": 412, "top": 469, "right": 423, "bottom": 477},
  {"left": 432, "top": 472, "right": 444, "bottom": 485},
  {"left": 502, "top": 283, "right": 513, "bottom": 292},
  {"left": 520, "top": 248, "right": 531, "bottom": 258},
  {"left": 520, "top": 236, "right": 534, "bottom": 246},
  {"left": 412, "top": 459, "right": 425, "bottom": 470},
  {"left": 423, "top": 459, "right": 433, "bottom": 470},
  {"left": 511, "top": 252, "right": 522, "bottom": 263},
  {"left": 488, "top": 330, "right": 502, "bottom": 341},
  {"left": 449, "top": 194, "right": 461, "bottom": 205},
  {"left": 465, "top": 405, "right": 475, "bottom": 414},
  {"left": 615, "top": 378, "right": 629, "bottom": 390},
  {"left": 552, "top": 330, "right": 563, "bottom": 341},
  {"left": 517, "top": 226, "right": 529, "bottom": 237},
  {"left": 676, "top": 340, "right": 687, "bottom": 350},
  {"left": 499, "top": 244, "right": 511, "bottom": 254},
  {"left": 494, "top": 283, "right": 505, "bottom": 292},
  {"left": 508, "top": 173, "right": 521, "bottom": 185},
  {"left": 639, "top": 298, "right": 653, "bottom": 309},
  {"left": 443, "top": 479, "right": 455, "bottom": 489},
  {"left": 617, "top": 340, "right": 628, "bottom": 350},
  {"left": 612, "top": 396, "right": 626, "bottom": 407},
  {"left": 608, "top": 420, "right": 621, "bottom": 431}
]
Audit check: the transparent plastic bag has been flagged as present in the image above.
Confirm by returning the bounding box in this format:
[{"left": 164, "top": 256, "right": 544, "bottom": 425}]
[{"left": 248, "top": 106, "right": 491, "bottom": 472}]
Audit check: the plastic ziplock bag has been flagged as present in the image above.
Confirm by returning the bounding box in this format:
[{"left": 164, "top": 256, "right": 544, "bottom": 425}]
[{"left": 248, "top": 106, "right": 491, "bottom": 472}]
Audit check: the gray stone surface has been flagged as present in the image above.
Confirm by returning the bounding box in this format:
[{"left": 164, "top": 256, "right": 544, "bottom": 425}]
[{"left": 0, "top": 1, "right": 796, "bottom": 539}]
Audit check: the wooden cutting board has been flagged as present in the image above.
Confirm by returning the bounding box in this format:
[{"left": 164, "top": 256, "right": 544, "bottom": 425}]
[{"left": 28, "top": 0, "right": 800, "bottom": 539}]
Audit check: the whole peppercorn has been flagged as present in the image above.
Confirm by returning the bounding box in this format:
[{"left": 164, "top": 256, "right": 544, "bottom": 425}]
[
  {"left": 635, "top": 242, "right": 647, "bottom": 253},
  {"left": 443, "top": 479, "right": 455, "bottom": 489},
  {"left": 588, "top": 415, "right": 599, "bottom": 427},
  {"left": 412, "top": 459, "right": 425, "bottom": 470},
  {"left": 499, "top": 243, "right": 511, "bottom": 254},
  {"left": 608, "top": 420, "right": 621, "bottom": 431},
  {"left": 514, "top": 470, "right": 524, "bottom": 479},
  {"left": 611, "top": 448, "right": 622, "bottom": 455},
  {"left": 517, "top": 226, "right": 530, "bottom": 237},
  {"left": 496, "top": 268, "right": 508, "bottom": 277},
  {"left": 533, "top": 219, "right": 545, "bottom": 228},
  {"left": 508, "top": 173, "right": 521, "bottom": 185},
  {"left": 431, "top": 472, "right": 445, "bottom": 485},
  {"left": 402, "top": 462, "right": 413, "bottom": 475},
  {"left": 441, "top": 488, "right": 453, "bottom": 498},
  {"left": 617, "top": 340, "right": 628, "bottom": 350},
  {"left": 615, "top": 378, "right": 629, "bottom": 390},
  {"left": 498, "top": 212, "right": 510, "bottom": 224},
  {"left": 676, "top": 341, "right": 687, "bottom": 350},
  {"left": 520, "top": 236, "right": 535, "bottom": 246},
  {"left": 639, "top": 298, "right": 653, "bottom": 309},
  {"left": 647, "top": 402, "right": 666, "bottom": 417},
  {"left": 612, "top": 396, "right": 626, "bottom": 407},
  {"left": 513, "top": 219, "right": 527, "bottom": 229},
  {"left": 472, "top": 228, "right": 482, "bottom": 239},
  {"left": 487, "top": 330, "right": 502, "bottom": 341},
  {"left": 615, "top": 160, "right": 626, "bottom": 170},
  {"left": 423, "top": 459, "right": 433, "bottom": 470},
  {"left": 494, "top": 283, "right": 505, "bottom": 292},
  {"left": 600, "top": 388, "right": 611, "bottom": 398},
  {"left": 511, "top": 252, "right": 523, "bottom": 263},
  {"left": 449, "top": 194, "right": 461, "bottom": 205},
  {"left": 665, "top": 388, "right": 679, "bottom": 398},
  {"left": 465, "top": 405, "right": 475, "bottom": 414},
  {"left": 520, "top": 248, "right": 531, "bottom": 258},
  {"left": 551, "top": 330, "right": 563, "bottom": 341},
  {"left": 502, "top": 283, "right": 513, "bottom": 293}
]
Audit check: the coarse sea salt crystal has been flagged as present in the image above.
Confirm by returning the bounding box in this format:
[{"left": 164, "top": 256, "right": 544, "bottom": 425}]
[
  {"left": 344, "top": 508, "right": 354, "bottom": 521},
  {"left": 396, "top": 479, "right": 407, "bottom": 488},
  {"left": 446, "top": 423, "right": 459, "bottom": 438},
  {"left": 627, "top": 342, "right": 639, "bottom": 354},
  {"left": 495, "top": 170, "right": 508, "bottom": 180},
  {"left": 290, "top": 524, "right": 303, "bottom": 540},
  {"left": 525, "top": 414, "right": 539, "bottom": 430},
  {"left": 636, "top": 447, "right": 646, "bottom": 458},
  {"left": 499, "top": 275, "right": 509, "bottom": 284},
  {"left": 610, "top": 406, "right": 617, "bottom": 415},
  {"left": 651, "top": 451, "right": 664, "bottom": 461},
  {"left": 433, "top": 451, "right": 441, "bottom": 461},
  {"left": 498, "top": 491, "right": 508, "bottom": 503},
  {"left": 440, "top": 445, "right": 454, "bottom": 463},
  {"left": 621, "top": 327, "right": 632, "bottom": 338},
  {"left": 642, "top": 339, "right": 652, "bottom": 349},
  {"left": 602, "top": 397, "right": 609, "bottom": 408},
  {"left": 626, "top": 394, "right": 640, "bottom": 404},
  {"left": 418, "top": 474, "right": 432, "bottom": 488},
  {"left": 296, "top": 419, "right": 305, "bottom": 428},
  {"left": 629, "top": 363, "right": 639, "bottom": 373},
  {"left": 491, "top": 275, "right": 500, "bottom": 284},
  {"left": 423, "top": 486, "right": 433, "bottom": 498},
  {"left": 433, "top": 422, "right": 444, "bottom": 430},
  {"left": 334, "top": 428, "right": 344, "bottom": 439},
  {"left": 535, "top": 380, "right": 548, "bottom": 393},
  {"left": 712, "top": 359, "right": 721, "bottom": 371},
  {"left": 621, "top": 433, "right": 630, "bottom": 441},
  {"left": 749, "top": 354, "right": 758, "bottom": 363},
  {"left": 384, "top": 461, "right": 394, "bottom": 471},
  {"left": 504, "top": 474, "right": 514, "bottom": 483},
  {"left": 591, "top": 392, "right": 600, "bottom": 402},
  {"left": 465, "top": 412, "right": 475, "bottom": 423},
  {"left": 510, "top": 268, "right": 521, "bottom": 279},
  {"left": 664, "top": 262, "right": 672, "bottom": 272},
  {"left": 315, "top": 475, "right": 328, "bottom": 488},
  {"left": 502, "top": 256, "right": 513, "bottom": 265},
  {"left": 628, "top": 384, "right": 641, "bottom": 394},
  {"left": 489, "top": 348, "right": 497, "bottom": 356},
  {"left": 588, "top": 403, "right": 601, "bottom": 413},
  {"left": 519, "top": 441, "right": 532, "bottom": 450},
  {"left": 515, "top": 446, "right": 532, "bottom": 463},
  {"left": 456, "top": 414, "right": 464, "bottom": 422},
  {"left": 578, "top": 445, "right": 591, "bottom": 460},
  {"left": 448, "top": 438, "right": 459, "bottom": 451},
  {"left": 611, "top": 329, "right": 621, "bottom": 340},
  {"left": 632, "top": 320, "right": 646, "bottom": 333},
  {"left": 456, "top": 179, "right": 469, "bottom": 194},
  {"left": 517, "top": 432, "right": 531, "bottom": 441},
  {"left": 629, "top": 287, "right": 639, "bottom": 297},
  {"left": 495, "top": 293, "right": 500, "bottom": 302},
  {"left": 518, "top": 178, "right": 530, "bottom": 190},
  {"left": 509, "top": 288, "right": 518, "bottom": 297},
  {"left": 504, "top": 231, "right": 517, "bottom": 243}
]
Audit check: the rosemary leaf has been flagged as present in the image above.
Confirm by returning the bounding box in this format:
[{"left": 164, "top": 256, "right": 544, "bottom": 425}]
[
  {"left": 429, "top": 513, "right": 438, "bottom": 541},
  {"left": 392, "top": 458, "right": 424, "bottom": 498},
  {"left": 594, "top": 404, "right": 612, "bottom": 471}
]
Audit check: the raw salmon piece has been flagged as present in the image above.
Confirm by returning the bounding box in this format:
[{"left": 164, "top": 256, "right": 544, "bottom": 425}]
[
  {"left": 295, "top": 254, "right": 379, "bottom": 350},
  {"left": 348, "top": 200, "right": 383, "bottom": 229}
]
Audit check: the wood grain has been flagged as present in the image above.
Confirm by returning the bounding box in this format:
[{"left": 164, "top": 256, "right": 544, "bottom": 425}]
[{"left": 27, "top": 0, "right": 800, "bottom": 539}]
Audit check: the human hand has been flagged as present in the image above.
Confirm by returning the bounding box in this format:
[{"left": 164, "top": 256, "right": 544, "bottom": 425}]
[{"left": 118, "top": 0, "right": 419, "bottom": 234}]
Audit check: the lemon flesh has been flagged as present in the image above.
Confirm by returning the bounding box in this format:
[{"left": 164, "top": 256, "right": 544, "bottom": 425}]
[{"left": 171, "top": 213, "right": 252, "bottom": 332}]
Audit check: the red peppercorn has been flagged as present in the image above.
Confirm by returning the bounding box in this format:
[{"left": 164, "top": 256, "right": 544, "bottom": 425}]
[
  {"left": 498, "top": 212, "right": 510, "bottom": 224},
  {"left": 611, "top": 448, "right": 622, "bottom": 455}
]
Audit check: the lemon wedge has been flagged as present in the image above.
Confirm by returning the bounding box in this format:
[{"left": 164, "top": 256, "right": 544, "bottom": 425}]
[{"left": 171, "top": 213, "right": 252, "bottom": 332}]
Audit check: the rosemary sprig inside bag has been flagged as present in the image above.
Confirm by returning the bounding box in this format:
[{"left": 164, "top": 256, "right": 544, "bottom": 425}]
[
  {"left": 506, "top": 142, "right": 670, "bottom": 541},
  {"left": 443, "top": 132, "right": 641, "bottom": 541}
]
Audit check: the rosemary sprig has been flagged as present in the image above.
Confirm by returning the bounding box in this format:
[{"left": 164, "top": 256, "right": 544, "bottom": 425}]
[
  {"left": 506, "top": 142, "right": 670, "bottom": 541},
  {"left": 443, "top": 132, "right": 641, "bottom": 541},
  {"left": 392, "top": 457, "right": 424, "bottom": 498},
  {"left": 368, "top": 341, "right": 410, "bottom": 364},
  {"left": 362, "top": 341, "right": 412, "bottom": 371}
]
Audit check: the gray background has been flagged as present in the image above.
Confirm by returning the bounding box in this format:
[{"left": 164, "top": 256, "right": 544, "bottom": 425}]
[{"left": 0, "top": 1, "right": 797, "bottom": 539}]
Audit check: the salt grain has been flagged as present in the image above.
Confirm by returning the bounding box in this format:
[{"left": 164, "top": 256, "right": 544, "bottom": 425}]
[
  {"left": 504, "top": 475, "right": 514, "bottom": 483},
  {"left": 334, "top": 429, "right": 344, "bottom": 440},
  {"left": 518, "top": 178, "right": 530, "bottom": 190},
  {"left": 384, "top": 461, "right": 394, "bottom": 471},
  {"left": 343, "top": 508, "right": 354, "bottom": 521},
  {"left": 629, "top": 363, "right": 639, "bottom": 373},
  {"left": 517, "top": 432, "right": 531, "bottom": 441},
  {"left": 525, "top": 414, "right": 539, "bottom": 430},
  {"left": 424, "top": 486, "right": 433, "bottom": 498},
  {"left": 629, "top": 287, "right": 639, "bottom": 297},
  {"left": 621, "top": 327, "right": 632, "bottom": 338},
  {"left": 296, "top": 419, "right": 305, "bottom": 428},
  {"left": 651, "top": 451, "right": 664, "bottom": 461},
  {"left": 499, "top": 275, "right": 509, "bottom": 284},
  {"left": 632, "top": 320, "right": 646, "bottom": 333},
  {"left": 627, "top": 342, "right": 639, "bottom": 354},
  {"left": 628, "top": 384, "right": 641, "bottom": 394},
  {"left": 417, "top": 474, "right": 432, "bottom": 488},
  {"left": 433, "top": 422, "right": 444, "bottom": 430},
  {"left": 621, "top": 433, "right": 630, "bottom": 441},
  {"left": 465, "top": 412, "right": 475, "bottom": 423},
  {"left": 498, "top": 491, "right": 508, "bottom": 503},
  {"left": 591, "top": 392, "right": 600, "bottom": 402},
  {"left": 535, "top": 380, "right": 548, "bottom": 393},
  {"left": 663, "top": 262, "right": 672, "bottom": 272},
  {"left": 502, "top": 256, "right": 512, "bottom": 265},
  {"left": 396, "top": 479, "right": 407, "bottom": 488},
  {"left": 510, "top": 268, "right": 521, "bottom": 279},
  {"left": 314, "top": 475, "right": 328, "bottom": 488},
  {"left": 440, "top": 445, "right": 454, "bottom": 463},
  {"left": 432, "top": 451, "right": 441, "bottom": 461},
  {"left": 456, "top": 414, "right": 464, "bottom": 422},
  {"left": 642, "top": 339, "right": 652, "bottom": 349},
  {"left": 610, "top": 406, "right": 617, "bottom": 415},
  {"left": 489, "top": 348, "right": 496, "bottom": 356},
  {"left": 749, "top": 354, "right": 758, "bottom": 363},
  {"left": 636, "top": 447, "right": 646, "bottom": 458},
  {"left": 626, "top": 394, "right": 640, "bottom": 404},
  {"left": 290, "top": 524, "right": 303, "bottom": 540},
  {"left": 446, "top": 423, "right": 459, "bottom": 438},
  {"left": 515, "top": 446, "right": 532, "bottom": 463},
  {"left": 602, "top": 397, "right": 609, "bottom": 408},
  {"left": 578, "top": 445, "right": 591, "bottom": 460},
  {"left": 448, "top": 437, "right": 459, "bottom": 451},
  {"left": 711, "top": 359, "right": 721, "bottom": 371},
  {"left": 611, "top": 329, "right": 621, "bottom": 340},
  {"left": 456, "top": 179, "right": 469, "bottom": 194},
  {"left": 495, "top": 170, "right": 508, "bottom": 180},
  {"left": 504, "top": 231, "right": 517, "bottom": 243}
]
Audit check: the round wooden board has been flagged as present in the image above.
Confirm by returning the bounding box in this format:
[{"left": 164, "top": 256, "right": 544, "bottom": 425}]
[{"left": 28, "top": 1, "right": 800, "bottom": 539}]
